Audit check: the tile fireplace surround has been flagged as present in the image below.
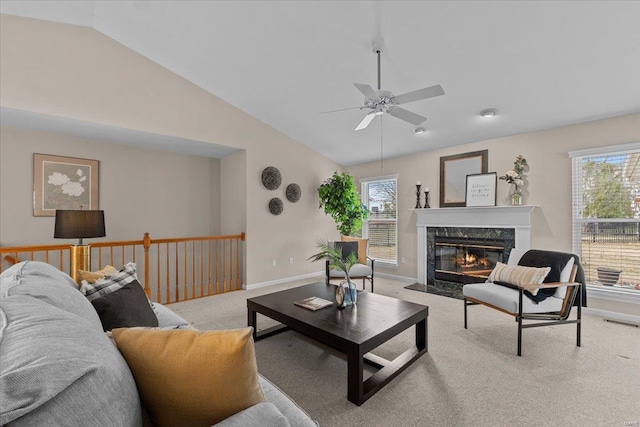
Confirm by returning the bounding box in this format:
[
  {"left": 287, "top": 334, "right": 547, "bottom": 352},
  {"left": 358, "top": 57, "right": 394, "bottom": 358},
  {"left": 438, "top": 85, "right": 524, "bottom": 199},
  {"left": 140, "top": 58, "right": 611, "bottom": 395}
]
[{"left": 414, "top": 206, "right": 537, "bottom": 285}]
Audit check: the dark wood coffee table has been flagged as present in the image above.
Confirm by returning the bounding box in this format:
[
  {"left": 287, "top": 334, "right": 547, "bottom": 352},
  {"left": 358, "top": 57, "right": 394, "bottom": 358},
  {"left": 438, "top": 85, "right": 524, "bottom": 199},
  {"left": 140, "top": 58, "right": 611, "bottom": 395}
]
[{"left": 247, "top": 282, "right": 428, "bottom": 405}]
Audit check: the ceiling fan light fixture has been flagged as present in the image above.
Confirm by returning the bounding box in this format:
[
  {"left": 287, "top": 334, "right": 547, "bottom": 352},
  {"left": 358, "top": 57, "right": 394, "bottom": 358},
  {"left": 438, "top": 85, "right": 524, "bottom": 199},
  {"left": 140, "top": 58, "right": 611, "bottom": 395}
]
[
  {"left": 414, "top": 127, "right": 426, "bottom": 135},
  {"left": 480, "top": 108, "right": 498, "bottom": 118}
]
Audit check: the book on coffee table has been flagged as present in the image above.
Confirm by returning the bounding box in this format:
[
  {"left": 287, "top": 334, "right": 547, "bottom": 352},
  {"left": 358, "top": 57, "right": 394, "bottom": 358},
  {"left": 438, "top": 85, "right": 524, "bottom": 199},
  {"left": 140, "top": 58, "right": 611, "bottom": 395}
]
[{"left": 294, "top": 296, "right": 333, "bottom": 311}]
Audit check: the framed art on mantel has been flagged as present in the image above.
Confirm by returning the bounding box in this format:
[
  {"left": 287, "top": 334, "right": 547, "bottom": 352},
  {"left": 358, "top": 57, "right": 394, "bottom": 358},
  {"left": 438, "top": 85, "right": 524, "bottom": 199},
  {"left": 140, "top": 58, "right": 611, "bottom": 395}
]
[
  {"left": 465, "top": 172, "right": 497, "bottom": 207},
  {"left": 439, "top": 149, "right": 488, "bottom": 207},
  {"left": 33, "top": 154, "right": 99, "bottom": 216}
]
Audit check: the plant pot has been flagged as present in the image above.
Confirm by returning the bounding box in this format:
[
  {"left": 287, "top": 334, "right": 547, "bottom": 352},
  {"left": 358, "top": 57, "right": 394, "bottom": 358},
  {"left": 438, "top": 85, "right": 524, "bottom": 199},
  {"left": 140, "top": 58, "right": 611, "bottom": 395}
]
[{"left": 597, "top": 267, "right": 622, "bottom": 286}]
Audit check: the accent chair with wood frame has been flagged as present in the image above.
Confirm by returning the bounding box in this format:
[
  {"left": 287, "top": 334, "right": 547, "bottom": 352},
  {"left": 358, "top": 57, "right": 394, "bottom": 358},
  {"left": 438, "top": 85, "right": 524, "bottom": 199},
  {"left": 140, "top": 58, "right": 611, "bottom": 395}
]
[
  {"left": 325, "top": 239, "right": 375, "bottom": 292},
  {"left": 462, "top": 249, "right": 585, "bottom": 356}
]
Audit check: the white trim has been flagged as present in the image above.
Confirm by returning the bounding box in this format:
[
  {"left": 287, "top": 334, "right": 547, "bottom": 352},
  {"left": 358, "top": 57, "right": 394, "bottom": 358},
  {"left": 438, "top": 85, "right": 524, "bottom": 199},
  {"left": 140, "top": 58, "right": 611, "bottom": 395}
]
[
  {"left": 587, "top": 285, "right": 640, "bottom": 304},
  {"left": 243, "top": 272, "right": 323, "bottom": 290},
  {"left": 583, "top": 307, "right": 640, "bottom": 326},
  {"left": 359, "top": 174, "right": 399, "bottom": 183},
  {"left": 568, "top": 141, "right": 640, "bottom": 158}
]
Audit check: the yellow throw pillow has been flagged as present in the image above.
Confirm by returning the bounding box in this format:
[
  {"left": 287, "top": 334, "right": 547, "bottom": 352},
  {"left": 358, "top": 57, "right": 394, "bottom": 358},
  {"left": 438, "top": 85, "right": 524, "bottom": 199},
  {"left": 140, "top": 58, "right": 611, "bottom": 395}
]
[
  {"left": 488, "top": 262, "right": 551, "bottom": 295},
  {"left": 112, "top": 327, "right": 264, "bottom": 427},
  {"left": 77, "top": 265, "right": 118, "bottom": 283}
]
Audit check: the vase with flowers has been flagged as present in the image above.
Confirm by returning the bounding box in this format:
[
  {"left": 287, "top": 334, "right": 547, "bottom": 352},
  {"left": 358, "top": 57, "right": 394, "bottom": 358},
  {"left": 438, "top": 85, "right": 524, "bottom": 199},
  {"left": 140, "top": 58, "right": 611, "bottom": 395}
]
[
  {"left": 499, "top": 155, "right": 528, "bottom": 205},
  {"left": 308, "top": 240, "right": 358, "bottom": 307}
]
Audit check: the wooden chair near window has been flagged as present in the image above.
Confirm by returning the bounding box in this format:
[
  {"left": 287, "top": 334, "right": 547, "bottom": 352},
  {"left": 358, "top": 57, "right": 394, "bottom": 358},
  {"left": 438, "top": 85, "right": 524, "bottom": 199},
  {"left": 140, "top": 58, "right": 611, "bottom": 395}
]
[{"left": 325, "top": 237, "right": 375, "bottom": 292}]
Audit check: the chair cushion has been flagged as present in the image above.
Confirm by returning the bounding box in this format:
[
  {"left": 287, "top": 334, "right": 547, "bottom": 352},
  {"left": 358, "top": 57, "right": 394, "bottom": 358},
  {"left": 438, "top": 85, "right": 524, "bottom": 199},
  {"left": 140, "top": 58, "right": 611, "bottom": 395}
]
[
  {"left": 329, "top": 263, "right": 372, "bottom": 278},
  {"left": 340, "top": 236, "right": 368, "bottom": 265},
  {"left": 463, "top": 282, "right": 564, "bottom": 314},
  {"left": 112, "top": 327, "right": 264, "bottom": 427}
]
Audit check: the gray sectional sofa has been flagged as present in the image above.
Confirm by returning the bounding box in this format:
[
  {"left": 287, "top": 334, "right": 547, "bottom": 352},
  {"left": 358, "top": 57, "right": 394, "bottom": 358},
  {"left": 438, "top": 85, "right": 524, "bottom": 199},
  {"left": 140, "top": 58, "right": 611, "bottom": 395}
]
[{"left": 0, "top": 261, "right": 317, "bottom": 426}]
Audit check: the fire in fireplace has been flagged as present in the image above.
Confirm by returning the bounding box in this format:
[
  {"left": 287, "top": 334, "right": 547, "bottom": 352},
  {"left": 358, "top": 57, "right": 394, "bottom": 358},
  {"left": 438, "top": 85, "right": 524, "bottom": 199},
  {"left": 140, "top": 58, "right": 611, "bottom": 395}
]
[{"left": 434, "top": 237, "right": 505, "bottom": 284}]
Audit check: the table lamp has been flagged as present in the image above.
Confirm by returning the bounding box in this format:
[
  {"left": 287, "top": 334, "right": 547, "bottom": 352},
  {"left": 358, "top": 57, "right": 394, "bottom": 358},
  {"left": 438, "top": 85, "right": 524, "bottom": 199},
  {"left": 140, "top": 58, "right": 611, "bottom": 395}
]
[{"left": 54, "top": 210, "right": 106, "bottom": 283}]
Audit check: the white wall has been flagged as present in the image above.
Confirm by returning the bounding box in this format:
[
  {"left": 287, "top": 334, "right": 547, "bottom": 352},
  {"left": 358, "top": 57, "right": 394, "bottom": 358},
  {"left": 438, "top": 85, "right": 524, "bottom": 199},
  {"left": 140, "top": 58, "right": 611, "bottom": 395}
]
[
  {"left": 0, "top": 126, "right": 221, "bottom": 245},
  {"left": 0, "top": 14, "right": 339, "bottom": 285},
  {"left": 347, "top": 113, "right": 640, "bottom": 315}
]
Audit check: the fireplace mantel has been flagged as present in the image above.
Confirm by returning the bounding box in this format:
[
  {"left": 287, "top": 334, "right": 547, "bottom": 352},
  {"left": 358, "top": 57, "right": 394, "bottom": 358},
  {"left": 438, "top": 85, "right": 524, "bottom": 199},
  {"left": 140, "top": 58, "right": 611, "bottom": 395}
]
[{"left": 414, "top": 205, "right": 538, "bottom": 284}]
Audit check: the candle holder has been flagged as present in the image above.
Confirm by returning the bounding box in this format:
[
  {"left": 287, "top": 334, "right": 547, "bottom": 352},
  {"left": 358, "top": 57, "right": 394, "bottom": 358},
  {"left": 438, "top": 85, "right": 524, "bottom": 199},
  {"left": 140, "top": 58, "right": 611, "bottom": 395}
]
[
  {"left": 424, "top": 191, "right": 430, "bottom": 208},
  {"left": 415, "top": 184, "right": 422, "bottom": 209}
]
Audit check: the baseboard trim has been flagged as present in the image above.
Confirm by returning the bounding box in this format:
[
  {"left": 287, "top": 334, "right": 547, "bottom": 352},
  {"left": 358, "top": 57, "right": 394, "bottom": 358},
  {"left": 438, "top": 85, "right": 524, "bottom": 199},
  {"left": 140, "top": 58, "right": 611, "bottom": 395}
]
[
  {"left": 583, "top": 307, "right": 640, "bottom": 326},
  {"left": 244, "top": 272, "right": 324, "bottom": 290},
  {"left": 375, "top": 272, "right": 417, "bottom": 283}
]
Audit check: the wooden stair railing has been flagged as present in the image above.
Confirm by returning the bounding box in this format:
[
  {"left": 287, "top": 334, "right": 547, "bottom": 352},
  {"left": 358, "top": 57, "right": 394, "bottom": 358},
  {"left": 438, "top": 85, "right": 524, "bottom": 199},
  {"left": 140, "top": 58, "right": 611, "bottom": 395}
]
[{"left": 0, "top": 232, "right": 246, "bottom": 304}]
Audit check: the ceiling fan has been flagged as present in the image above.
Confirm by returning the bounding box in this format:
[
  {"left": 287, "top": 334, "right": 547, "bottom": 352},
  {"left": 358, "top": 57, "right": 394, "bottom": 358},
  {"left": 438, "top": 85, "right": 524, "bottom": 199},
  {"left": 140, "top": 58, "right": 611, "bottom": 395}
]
[{"left": 324, "top": 39, "right": 445, "bottom": 131}]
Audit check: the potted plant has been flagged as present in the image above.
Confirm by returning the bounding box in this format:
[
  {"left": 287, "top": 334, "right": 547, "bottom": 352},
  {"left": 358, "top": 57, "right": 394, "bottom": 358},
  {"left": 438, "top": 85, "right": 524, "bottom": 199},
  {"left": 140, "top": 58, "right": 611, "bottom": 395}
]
[
  {"left": 308, "top": 240, "right": 358, "bottom": 307},
  {"left": 318, "top": 172, "right": 368, "bottom": 237}
]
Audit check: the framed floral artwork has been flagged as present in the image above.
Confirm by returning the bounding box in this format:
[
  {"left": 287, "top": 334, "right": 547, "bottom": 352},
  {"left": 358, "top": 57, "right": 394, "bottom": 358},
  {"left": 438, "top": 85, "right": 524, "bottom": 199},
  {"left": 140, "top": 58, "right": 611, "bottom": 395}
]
[{"left": 33, "top": 154, "right": 99, "bottom": 216}]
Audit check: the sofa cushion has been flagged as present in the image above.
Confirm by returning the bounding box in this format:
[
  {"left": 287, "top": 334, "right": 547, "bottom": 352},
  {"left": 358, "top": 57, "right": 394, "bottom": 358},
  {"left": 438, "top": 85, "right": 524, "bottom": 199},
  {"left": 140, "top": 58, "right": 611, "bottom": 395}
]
[
  {"left": 112, "top": 327, "right": 264, "bottom": 427},
  {"left": 151, "top": 302, "right": 190, "bottom": 327},
  {"left": 91, "top": 281, "right": 159, "bottom": 331},
  {"left": 257, "top": 375, "right": 318, "bottom": 427},
  {"left": 0, "top": 296, "right": 141, "bottom": 426},
  {"left": 213, "top": 402, "right": 291, "bottom": 427},
  {"left": 0, "top": 261, "right": 102, "bottom": 331},
  {"left": 463, "top": 282, "right": 564, "bottom": 314},
  {"left": 488, "top": 262, "right": 550, "bottom": 295}
]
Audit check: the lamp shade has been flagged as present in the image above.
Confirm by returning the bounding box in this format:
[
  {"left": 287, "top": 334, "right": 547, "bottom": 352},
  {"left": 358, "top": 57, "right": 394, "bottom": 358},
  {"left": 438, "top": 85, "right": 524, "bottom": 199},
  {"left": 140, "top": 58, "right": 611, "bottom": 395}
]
[{"left": 54, "top": 210, "right": 106, "bottom": 240}]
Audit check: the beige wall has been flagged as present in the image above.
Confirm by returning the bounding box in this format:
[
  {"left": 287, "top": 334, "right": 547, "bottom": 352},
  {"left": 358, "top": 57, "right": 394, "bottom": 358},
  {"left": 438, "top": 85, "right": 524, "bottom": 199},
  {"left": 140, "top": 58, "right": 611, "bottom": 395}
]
[
  {"left": 0, "top": 14, "right": 339, "bottom": 285},
  {"left": 348, "top": 113, "right": 640, "bottom": 280},
  {"left": 0, "top": 126, "right": 221, "bottom": 245}
]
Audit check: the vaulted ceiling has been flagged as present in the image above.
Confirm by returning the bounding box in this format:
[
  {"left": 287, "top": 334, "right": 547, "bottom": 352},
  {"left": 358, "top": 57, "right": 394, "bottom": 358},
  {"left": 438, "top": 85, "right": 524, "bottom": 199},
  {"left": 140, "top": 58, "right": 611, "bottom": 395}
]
[{"left": 2, "top": 1, "right": 640, "bottom": 165}]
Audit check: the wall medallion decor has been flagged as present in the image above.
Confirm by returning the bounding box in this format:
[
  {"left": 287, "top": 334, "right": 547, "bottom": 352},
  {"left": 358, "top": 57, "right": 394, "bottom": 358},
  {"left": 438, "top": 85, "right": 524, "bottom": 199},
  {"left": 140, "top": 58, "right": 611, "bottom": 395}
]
[
  {"left": 439, "top": 149, "right": 488, "bottom": 207},
  {"left": 33, "top": 153, "right": 99, "bottom": 217},
  {"left": 268, "top": 197, "right": 284, "bottom": 215},
  {"left": 286, "top": 183, "right": 301, "bottom": 203},
  {"left": 261, "top": 166, "right": 282, "bottom": 190}
]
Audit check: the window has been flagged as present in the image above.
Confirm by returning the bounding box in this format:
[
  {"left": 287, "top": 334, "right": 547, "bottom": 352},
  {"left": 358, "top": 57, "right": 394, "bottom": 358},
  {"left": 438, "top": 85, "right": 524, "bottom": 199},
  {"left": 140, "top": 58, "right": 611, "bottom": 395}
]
[
  {"left": 361, "top": 175, "right": 398, "bottom": 265},
  {"left": 570, "top": 143, "right": 640, "bottom": 295}
]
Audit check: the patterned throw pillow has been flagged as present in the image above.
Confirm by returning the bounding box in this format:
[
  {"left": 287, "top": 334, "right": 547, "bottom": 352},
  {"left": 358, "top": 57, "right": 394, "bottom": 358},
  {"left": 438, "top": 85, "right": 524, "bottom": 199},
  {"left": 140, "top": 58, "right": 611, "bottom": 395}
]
[
  {"left": 81, "top": 263, "right": 158, "bottom": 331},
  {"left": 488, "top": 262, "right": 551, "bottom": 295},
  {"left": 80, "top": 262, "right": 139, "bottom": 301}
]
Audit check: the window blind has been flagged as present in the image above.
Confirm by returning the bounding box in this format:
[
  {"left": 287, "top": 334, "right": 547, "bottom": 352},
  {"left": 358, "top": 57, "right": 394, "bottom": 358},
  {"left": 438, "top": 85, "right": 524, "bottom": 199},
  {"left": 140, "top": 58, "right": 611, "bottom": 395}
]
[{"left": 571, "top": 144, "right": 640, "bottom": 289}]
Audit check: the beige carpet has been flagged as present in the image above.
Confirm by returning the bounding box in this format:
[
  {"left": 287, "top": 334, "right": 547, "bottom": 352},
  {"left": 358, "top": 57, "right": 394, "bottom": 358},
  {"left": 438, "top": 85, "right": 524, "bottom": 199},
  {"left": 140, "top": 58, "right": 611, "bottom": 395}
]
[{"left": 169, "top": 277, "right": 639, "bottom": 427}]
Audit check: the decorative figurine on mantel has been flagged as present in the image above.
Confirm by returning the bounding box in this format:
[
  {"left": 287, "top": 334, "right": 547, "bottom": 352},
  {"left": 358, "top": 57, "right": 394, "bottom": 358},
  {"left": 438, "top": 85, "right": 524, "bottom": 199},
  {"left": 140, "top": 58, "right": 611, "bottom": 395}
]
[
  {"left": 499, "top": 155, "right": 528, "bottom": 205},
  {"left": 423, "top": 187, "right": 430, "bottom": 208},
  {"left": 415, "top": 181, "right": 422, "bottom": 209}
]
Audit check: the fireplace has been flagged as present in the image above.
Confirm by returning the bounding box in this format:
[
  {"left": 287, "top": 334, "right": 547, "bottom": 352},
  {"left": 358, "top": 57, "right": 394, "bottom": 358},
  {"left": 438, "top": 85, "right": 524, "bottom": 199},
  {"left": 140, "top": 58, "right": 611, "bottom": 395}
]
[
  {"left": 434, "top": 237, "right": 505, "bottom": 284},
  {"left": 427, "top": 227, "right": 514, "bottom": 285}
]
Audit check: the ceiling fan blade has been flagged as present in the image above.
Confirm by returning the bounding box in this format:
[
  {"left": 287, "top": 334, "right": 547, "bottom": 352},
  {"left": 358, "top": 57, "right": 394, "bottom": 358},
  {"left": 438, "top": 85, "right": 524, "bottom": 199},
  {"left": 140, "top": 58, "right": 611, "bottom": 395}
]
[
  {"left": 354, "top": 83, "right": 380, "bottom": 101},
  {"left": 318, "top": 106, "right": 363, "bottom": 114},
  {"left": 392, "top": 84, "right": 445, "bottom": 105},
  {"left": 387, "top": 107, "right": 427, "bottom": 126},
  {"left": 355, "top": 112, "right": 376, "bottom": 131}
]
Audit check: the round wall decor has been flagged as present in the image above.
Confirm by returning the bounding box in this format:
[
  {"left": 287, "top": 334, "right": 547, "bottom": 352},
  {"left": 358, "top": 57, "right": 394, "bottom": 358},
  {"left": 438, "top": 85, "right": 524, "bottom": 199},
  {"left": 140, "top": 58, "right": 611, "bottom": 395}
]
[
  {"left": 268, "top": 197, "right": 284, "bottom": 215},
  {"left": 286, "top": 183, "right": 301, "bottom": 203},
  {"left": 261, "top": 166, "right": 282, "bottom": 190}
]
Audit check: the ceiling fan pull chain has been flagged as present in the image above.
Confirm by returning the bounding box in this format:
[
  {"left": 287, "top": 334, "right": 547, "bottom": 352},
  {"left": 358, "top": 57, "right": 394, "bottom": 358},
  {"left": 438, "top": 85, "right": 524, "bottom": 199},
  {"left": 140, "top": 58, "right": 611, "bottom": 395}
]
[
  {"left": 380, "top": 115, "right": 384, "bottom": 170},
  {"left": 377, "top": 50, "right": 381, "bottom": 91}
]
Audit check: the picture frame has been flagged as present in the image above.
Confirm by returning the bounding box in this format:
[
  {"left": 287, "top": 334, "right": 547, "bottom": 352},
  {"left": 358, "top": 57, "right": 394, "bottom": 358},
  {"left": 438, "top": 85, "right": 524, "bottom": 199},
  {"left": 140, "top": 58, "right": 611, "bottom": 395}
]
[
  {"left": 33, "top": 153, "right": 99, "bottom": 217},
  {"left": 439, "top": 149, "right": 488, "bottom": 207},
  {"left": 465, "top": 172, "right": 497, "bottom": 207}
]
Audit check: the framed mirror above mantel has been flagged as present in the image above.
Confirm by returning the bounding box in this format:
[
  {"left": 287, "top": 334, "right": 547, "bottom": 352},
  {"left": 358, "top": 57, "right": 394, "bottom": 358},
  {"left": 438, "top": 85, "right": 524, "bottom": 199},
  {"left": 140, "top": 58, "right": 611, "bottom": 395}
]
[{"left": 439, "top": 149, "right": 488, "bottom": 208}]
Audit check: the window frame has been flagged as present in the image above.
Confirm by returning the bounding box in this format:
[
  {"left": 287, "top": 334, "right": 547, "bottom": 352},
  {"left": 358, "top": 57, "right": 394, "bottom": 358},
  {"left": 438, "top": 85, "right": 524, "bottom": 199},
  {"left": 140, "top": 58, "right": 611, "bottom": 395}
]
[
  {"left": 360, "top": 174, "right": 399, "bottom": 268},
  {"left": 569, "top": 142, "right": 640, "bottom": 305}
]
